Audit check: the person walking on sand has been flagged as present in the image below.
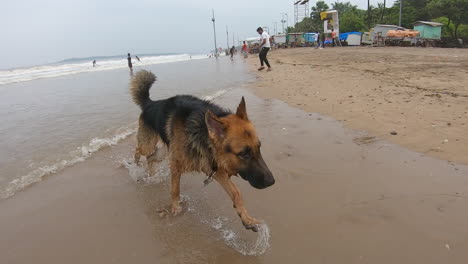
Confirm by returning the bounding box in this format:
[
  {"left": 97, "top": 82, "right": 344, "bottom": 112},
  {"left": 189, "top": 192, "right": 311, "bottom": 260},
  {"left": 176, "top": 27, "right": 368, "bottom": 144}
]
[
  {"left": 321, "top": 31, "right": 326, "bottom": 49},
  {"left": 242, "top": 41, "right": 248, "bottom": 58},
  {"left": 257, "top": 27, "right": 271, "bottom": 71},
  {"left": 331, "top": 29, "right": 339, "bottom": 47},
  {"left": 315, "top": 31, "right": 321, "bottom": 49},
  {"left": 230, "top": 46, "right": 235, "bottom": 60}
]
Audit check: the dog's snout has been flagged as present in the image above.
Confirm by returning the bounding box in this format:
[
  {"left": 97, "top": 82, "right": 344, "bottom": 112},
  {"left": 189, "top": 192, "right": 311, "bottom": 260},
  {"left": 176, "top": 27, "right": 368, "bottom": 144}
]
[{"left": 264, "top": 173, "right": 275, "bottom": 187}]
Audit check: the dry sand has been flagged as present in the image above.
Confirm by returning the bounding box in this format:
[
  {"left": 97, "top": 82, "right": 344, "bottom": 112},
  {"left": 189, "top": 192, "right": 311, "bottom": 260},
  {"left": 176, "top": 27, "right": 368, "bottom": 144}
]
[{"left": 249, "top": 47, "right": 468, "bottom": 164}]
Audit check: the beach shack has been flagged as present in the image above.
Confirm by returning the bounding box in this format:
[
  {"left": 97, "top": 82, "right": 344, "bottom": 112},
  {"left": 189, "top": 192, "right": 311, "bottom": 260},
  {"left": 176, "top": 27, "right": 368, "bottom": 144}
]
[
  {"left": 244, "top": 37, "right": 261, "bottom": 53},
  {"left": 287, "top": 32, "right": 305, "bottom": 47},
  {"left": 413, "top": 21, "right": 443, "bottom": 40},
  {"left": 339, "top": 32, "right": 362, "bottom": 45},
  {"left": 361, "top": 32, "right": 372, "bottom": 45},
  {"left": 275, "top": 34, "right": 287, "bottom": 47},
  {"left": 304, "top": 32, "right": 318, "bottom": 42}
]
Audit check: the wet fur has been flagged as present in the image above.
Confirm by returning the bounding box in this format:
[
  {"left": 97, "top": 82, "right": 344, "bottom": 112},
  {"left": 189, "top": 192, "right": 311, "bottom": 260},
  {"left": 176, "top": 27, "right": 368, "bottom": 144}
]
[{"left": 130, "top": 70, "right": 274, "bottom": 231}]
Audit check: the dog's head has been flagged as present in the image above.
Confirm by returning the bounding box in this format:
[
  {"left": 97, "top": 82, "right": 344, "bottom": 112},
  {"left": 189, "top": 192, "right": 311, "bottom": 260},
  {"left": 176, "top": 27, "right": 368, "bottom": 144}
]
[{"left": 205, "top": 97, "right": 275, "bottom": 189}]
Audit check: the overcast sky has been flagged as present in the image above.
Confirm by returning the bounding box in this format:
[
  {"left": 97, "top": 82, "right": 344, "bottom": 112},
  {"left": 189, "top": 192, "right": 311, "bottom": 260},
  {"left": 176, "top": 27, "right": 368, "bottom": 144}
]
[{"left": 1, "top": 0, "right": 394, "bottom": 69}]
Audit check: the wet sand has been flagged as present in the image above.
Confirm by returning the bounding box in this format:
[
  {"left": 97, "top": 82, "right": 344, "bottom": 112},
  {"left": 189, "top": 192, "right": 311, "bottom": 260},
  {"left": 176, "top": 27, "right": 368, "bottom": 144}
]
[
  {"left": 249, "top": 47, "right": 468, "bottom": 164},
  {"left": 2, "top": 87, "right": 468, "bottom": 263}
]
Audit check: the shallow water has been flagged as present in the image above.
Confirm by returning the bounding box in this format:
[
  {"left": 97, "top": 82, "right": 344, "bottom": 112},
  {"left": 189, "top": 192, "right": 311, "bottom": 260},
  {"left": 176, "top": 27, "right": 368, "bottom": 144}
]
[
  {"left": 0, "top": 57, "right": 250, "bottom": 198},
  {"left": 1, "top": 57, "right": 468, "bottom": 263}
]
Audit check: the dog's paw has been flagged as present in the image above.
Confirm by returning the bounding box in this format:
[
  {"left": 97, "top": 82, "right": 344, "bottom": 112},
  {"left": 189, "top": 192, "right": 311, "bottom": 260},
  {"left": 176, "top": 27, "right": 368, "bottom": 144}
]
[
  {"left": 243, "top": 222, "right": 260, "bottom": 232},
  {"left": 242, "top": 217, "right": 262, "bottom": 232},
  {"left": 171, "top": 204, "right": 183, "bottom": 216},
  {"left": 157, "top": 208, "right": 169, "bottom": 218}
]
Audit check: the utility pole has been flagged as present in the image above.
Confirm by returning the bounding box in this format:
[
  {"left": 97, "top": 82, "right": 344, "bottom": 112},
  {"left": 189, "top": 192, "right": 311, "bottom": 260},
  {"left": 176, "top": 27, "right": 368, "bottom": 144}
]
[
  {"left": 226, "top": 26, "right": 229, "bottom": 51},
  {"left": 281, "top": 13, "right": 286, "bottom": 34},
  {"left": 281, "top": 12, "right": 289, "bottom": 32},
  {"left": 211, "top": 9, "right": 218, "bottom": 57},
  {"left": 367, "top": 0, "right": 371, "bottom": 28},
  {"left": 399, "top": 0, "right": 403, "bottom": 27}
]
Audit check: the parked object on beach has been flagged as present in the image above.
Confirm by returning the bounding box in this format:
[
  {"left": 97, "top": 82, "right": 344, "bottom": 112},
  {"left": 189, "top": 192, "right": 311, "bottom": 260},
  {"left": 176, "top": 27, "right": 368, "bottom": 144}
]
[
  {"left": 244, "top": 37, "right": 261, "bottom": 54},
  {"left": 339, "top": 32, "right": 362, "bottom": 46},
  {"left": 371, "top": 24, "right": 406, "bottom": 40},
  {"left": 287, "top": 32, "right": 305, "bottom": 47},
  {"left": 361, "top": 32, "right": 372, "bottom": 45},
  {"left": 130, "top": 70, "right": 275, "bottom": 232},
  {"left": 304, "top": 32, "right": 318, "bottom": 47},
  {"left": 387, "top": 30, "right": 419, "bottom": 38},
  {"left": 384, "top": 21, "right": 443, "bottom": 47}
]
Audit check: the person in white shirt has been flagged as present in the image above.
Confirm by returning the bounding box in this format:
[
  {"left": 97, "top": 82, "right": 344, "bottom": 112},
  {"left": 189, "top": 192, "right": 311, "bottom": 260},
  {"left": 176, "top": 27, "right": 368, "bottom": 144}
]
[{"left": 257, "top": 27, "right": 271, "bottom": 71}]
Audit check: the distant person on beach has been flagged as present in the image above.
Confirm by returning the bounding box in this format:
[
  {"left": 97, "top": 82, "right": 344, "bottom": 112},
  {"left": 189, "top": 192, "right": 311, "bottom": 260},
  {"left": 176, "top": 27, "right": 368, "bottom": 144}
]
[
  {"left": 257, "top": 27, "right": 271, "bottom": 71},
  {"left": 321, "top": 31, "right": 326, "bottom": 49},
  {"left": 92, "top": 60, "right": 96, "bottom": 67},
  {"left": 127, "top": 53, "right": 133, "bottom": 69},
  {"left": 315, "top": 31, "right": 321, "bottom": 49},
  {"left": 135, "top": 55, "right": 141, "bottom": 62},
  {"left": 242, "top": 41, "right": 248, "bottom": 58},
  {"left": 331, "top": 29, "right": 339, "bottom": 47},
  {"left": 230, "top": 46, "right": 235, "bottom": 60}
]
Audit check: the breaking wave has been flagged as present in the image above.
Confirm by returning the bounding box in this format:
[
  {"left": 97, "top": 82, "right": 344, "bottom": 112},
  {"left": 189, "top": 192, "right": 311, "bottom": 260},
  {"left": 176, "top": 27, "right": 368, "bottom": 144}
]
[
  {"left": 0, "top": 54, "right": 207, "bottom": 85},
  {"left": 0, "top": 124, "right": 136, "bottom": 199}
]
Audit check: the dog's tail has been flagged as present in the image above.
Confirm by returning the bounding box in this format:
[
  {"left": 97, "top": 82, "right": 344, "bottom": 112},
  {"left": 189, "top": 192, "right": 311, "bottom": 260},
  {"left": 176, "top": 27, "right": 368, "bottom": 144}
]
[{"left": 130, "top": 70, "right": 156, "bottom": 108}]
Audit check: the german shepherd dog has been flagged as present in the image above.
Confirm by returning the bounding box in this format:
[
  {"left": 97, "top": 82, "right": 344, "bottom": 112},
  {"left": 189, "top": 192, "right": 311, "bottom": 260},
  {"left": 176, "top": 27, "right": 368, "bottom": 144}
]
[{"left": 130, "top": 70, "right": 275, "bottom": 232}]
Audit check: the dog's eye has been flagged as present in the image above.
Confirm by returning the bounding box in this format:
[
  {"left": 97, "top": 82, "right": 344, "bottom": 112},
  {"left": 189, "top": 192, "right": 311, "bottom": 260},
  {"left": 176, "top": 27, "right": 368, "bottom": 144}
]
[{"left": 237, "top": 147, "right": 251, "bottom": 160}]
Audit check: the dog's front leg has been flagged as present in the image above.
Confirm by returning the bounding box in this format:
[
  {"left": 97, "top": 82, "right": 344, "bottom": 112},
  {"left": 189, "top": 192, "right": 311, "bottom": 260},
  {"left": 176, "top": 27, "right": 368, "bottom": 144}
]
[{"left": 214, "top": 173, "right": 260, "bottom": 232}]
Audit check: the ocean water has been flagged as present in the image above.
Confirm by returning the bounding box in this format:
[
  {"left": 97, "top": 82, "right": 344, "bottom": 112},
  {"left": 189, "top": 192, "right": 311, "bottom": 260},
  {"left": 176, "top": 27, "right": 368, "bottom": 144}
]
[
  {"left": 0, "top": 53, "right": 210, "bottom": 85},
  {"left": 0, "top": 56, "right": 250, "bottom": 199}
]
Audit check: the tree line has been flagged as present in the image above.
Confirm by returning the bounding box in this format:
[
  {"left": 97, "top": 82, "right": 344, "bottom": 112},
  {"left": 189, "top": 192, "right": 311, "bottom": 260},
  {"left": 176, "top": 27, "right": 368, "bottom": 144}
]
[{"left": 288, "top": 0, "right": 468, "bottom": 39}]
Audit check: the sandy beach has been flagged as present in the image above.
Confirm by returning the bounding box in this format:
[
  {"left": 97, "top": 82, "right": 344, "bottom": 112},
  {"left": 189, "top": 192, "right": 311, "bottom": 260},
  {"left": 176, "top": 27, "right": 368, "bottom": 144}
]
[
  {"left": 1, "top": 55, "right": 468, "bottom": 263},
  {"left": 250, "top": 47, "right": 468, "bottom": 164}
]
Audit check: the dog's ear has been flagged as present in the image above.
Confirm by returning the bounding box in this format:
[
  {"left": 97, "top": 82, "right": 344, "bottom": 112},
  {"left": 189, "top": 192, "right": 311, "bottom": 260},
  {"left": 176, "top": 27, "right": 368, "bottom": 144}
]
[
  {"left": 236, "top": 97, "right": 248, "bottom": 120},
  {"left": 205, "top": 110, "right": 226, "bottom": 139}
]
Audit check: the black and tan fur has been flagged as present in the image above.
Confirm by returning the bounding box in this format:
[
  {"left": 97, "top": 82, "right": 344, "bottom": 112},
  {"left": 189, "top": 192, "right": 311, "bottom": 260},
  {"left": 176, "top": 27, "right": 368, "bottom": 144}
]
[{"left": 130, "top": 70, "right": 275, "bottom": 231}]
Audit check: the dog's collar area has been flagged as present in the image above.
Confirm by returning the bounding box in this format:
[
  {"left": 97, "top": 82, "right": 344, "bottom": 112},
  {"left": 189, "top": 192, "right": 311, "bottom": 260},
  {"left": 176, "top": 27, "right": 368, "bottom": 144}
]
[
  {"left": 203, "top": 170, "right": 215, "bottom": 186},
  {"left": 203, "top": 163, "right": 217, "bottom": 187}
]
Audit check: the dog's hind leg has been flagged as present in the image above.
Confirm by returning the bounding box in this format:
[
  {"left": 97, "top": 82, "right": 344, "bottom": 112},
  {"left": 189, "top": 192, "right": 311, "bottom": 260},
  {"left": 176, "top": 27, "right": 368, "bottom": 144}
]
[
  {"left": 147, "top": 151, "right": 159, "bottom": 175},
  {"left": 134, "top": 149, "right": 141, "bottom": 165},
  {"left": 135, "top": 114, "right": 159, "bottom": 168},
  {"left": 214, "top": 172, "right": 260, "bottom": 232},
  {"left": 169, "top": 159, "right": 183, "bottom": 216}
]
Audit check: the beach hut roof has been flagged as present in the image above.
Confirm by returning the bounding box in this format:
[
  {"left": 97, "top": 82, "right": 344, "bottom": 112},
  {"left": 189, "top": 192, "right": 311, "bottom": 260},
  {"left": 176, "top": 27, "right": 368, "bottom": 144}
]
[
  {"left": 413, "top": 21, "right": 443, "bottom": 27},
  {"left": 245, "top": 37, "right": 260, "bottom": 41},
  {"left": 375, "top": 24, "right": 405, "bottom": 29}
]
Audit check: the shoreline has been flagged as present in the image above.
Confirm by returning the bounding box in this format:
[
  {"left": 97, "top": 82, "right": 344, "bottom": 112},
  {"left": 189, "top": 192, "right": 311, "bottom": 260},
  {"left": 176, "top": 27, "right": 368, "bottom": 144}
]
[{"left": 247, "top": 47, "right": 468, "bottom": 165}]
